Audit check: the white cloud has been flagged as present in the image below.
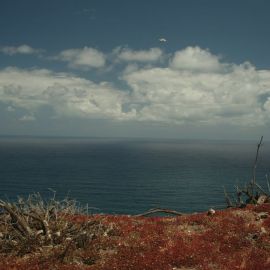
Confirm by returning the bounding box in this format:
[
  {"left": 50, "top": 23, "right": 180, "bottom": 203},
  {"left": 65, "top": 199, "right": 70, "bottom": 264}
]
[
  {"left": 0, "top": 67, "right": 132, "bottom": 120},
  {"left": 170, "top": 46, "right": 223, "bottom": 72},
  {"left": 115, "top": 47, "right": 163, "bottom": 62},
  {"left": 122, "top": 47, "right": 270, "bottom": 126},
  {"left": 57, "top": 47, "right": 106, "bottom": 69},
  {"left": 1, "top": 46, "right": 270, "bottom": 128},
  {"left": 0, "top": 45, "right": 42, "bottom": 55}
]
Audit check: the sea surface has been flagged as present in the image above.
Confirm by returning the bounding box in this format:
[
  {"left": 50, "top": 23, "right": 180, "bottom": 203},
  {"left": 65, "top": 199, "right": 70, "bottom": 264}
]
[{"left": 0, "top": 137, "right": 269, "bottom": 214}]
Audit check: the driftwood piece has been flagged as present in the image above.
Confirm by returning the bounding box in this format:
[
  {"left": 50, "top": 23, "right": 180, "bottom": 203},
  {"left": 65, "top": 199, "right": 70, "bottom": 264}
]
[{"left": 135, "top": 208, "right": 185, "bottom": 217}]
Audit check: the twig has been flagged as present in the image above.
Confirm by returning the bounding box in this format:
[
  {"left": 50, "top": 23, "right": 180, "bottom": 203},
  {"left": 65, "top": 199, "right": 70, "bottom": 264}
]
[
  {"left": 254, "top": 182, "right": 269, "bottom": 196},
  {"left": 266, "top": 174, "right": 270, "bottom": 193},
  {"left": 223, "top": 186, "right": 233, "bottom": 208},
  {"left": 251, "top": 136, "right": 263, "bottom": 197},
  {"left": 235, "top": 185, "right": 244, "bottom": 206}
]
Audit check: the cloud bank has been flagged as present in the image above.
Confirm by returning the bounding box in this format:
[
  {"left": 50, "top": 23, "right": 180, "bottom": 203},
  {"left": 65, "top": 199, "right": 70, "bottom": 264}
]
[
  {"left": 1, "top": 46, "right": 270, "bottom": 127},
  {"left": 0, "top": 67, "right": 130, "bottom": 120}
]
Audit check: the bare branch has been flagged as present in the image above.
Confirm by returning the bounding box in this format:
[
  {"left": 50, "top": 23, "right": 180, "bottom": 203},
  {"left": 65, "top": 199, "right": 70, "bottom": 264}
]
[
  {"left": 0, "top": 201, "right": 32, "bottom": 237},
  {"left": 135, "top": 208, "right": 185, "bottom": 217},
  {"left": 251, "top": 136, "right": 263, "bottom": 197},
  {"left": 223, "top": 186, "right": 233, "bottom": 208}
]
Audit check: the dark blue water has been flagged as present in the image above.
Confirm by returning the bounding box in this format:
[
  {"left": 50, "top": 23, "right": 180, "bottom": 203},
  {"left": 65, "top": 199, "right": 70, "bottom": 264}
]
[{"left": 0, "top": 137, "right": 269, "bottom": 214}]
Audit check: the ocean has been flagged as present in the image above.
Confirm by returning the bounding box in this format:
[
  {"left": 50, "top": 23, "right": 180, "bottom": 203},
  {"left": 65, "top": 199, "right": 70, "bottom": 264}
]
[{"left": 0, "top": 137, "right": 269, "bottom": 214}]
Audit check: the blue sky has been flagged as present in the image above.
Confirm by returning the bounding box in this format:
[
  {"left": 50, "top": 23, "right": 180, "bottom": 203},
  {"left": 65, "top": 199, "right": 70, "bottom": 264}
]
[{"left": 1, "top": 0, "right": 270, "bottom": 139}]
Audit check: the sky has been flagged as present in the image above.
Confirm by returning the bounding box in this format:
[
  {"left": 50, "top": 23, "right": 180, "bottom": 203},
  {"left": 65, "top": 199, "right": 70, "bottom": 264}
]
[{"left": 1, "top": 0, "right": 270, "bottom": 140}]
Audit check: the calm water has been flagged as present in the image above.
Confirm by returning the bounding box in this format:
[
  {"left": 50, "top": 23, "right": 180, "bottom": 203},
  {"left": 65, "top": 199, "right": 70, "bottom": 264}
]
[{"left": 0, "top": 137, "right": 269, "bottom": 214}]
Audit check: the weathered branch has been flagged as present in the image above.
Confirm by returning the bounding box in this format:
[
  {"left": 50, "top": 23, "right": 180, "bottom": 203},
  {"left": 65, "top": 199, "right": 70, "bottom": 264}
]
[
  {"left": 0, "top": 201, "right": 32, "bottom": 237},
  {"left": 23, "top": 212, "right": 52, "bottom": 241},
  {"left": 135, "top": 208, "right": 185, "bottom": 217}
]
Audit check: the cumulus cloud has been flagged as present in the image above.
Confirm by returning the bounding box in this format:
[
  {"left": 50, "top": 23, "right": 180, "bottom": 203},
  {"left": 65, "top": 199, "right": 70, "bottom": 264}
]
[
  {"left": 1, "top": 46, "right": 270, "bottom": 127},
  {"left": 170, "top": 46, "right": 222, "bottom": 72},
  {"left": 57, "top": 47, "right": 106, "bottom": 69},
  {"left": 0, "top": 67, "right": 132, "bottom": 121},
  {"left": 122, "top": 60, "right": 270, "bottom": 126},
  {"left": 115, "top": 47, "right": 163, "bottom": 62},
  {"left": 0, "top": 45, "right": 43, "bottom": 55}
]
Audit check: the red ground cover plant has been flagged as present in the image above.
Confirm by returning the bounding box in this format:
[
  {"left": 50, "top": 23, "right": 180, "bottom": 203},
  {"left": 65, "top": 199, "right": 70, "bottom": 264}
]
[{"left": 0, "top": 204, "right": 270, "bottom": 270}]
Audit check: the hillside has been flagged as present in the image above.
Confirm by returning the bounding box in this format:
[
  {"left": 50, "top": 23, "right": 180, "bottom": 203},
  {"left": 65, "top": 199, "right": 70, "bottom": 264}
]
[{"left": 1, "top": 202, "right": 270, "bottom": 270}]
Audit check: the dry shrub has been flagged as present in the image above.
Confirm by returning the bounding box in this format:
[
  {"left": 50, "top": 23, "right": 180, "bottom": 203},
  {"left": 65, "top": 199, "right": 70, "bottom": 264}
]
[{"left": 0, "top": 193, "right": 111, "bottom": 265}]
